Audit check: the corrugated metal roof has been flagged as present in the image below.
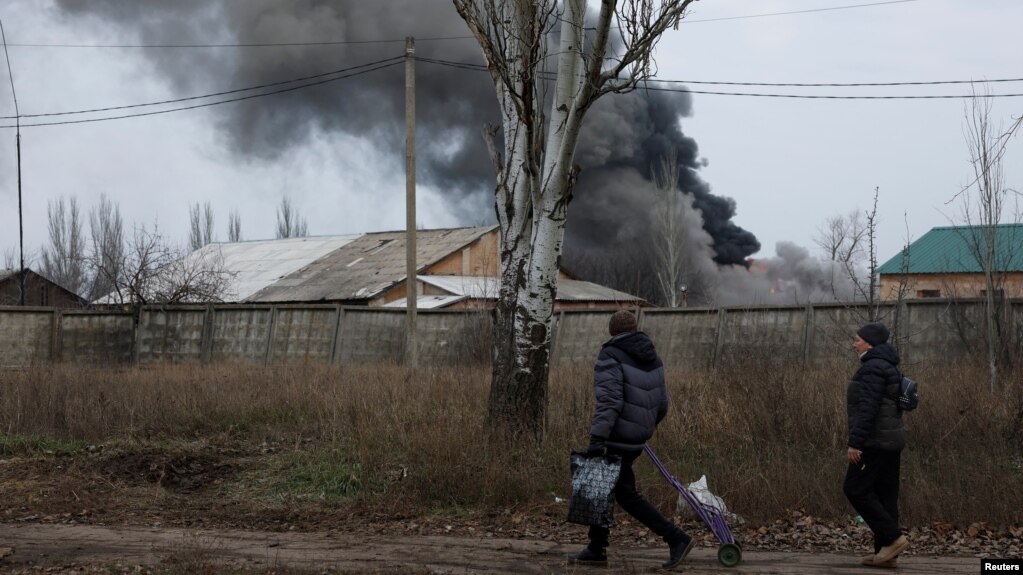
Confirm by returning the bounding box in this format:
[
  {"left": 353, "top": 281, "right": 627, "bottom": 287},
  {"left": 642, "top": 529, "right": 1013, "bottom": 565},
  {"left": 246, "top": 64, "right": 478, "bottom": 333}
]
[
  {"left": 92, "top": 235, "right": 361, "bottom": 303},
  {"left": 418, "top": 275, "right": 645, "bottom": 303},
  {"left": 205, "top": 236, "right": 361, "bottom": 300},
  {"left": 878, "top": 224, "right": 1023, "bottom": 274},
  {"left": 245, "top": 226, "right": 498, "bottom": 302}
]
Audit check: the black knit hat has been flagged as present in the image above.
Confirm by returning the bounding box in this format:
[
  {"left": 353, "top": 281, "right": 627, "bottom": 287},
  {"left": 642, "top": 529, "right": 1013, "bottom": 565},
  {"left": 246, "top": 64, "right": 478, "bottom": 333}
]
[
  {"left": 857, "top": 322, "right": 890, "bottom": 347},
  {"left": 609, "top": 310, "right": 638, "bottom": 336}
]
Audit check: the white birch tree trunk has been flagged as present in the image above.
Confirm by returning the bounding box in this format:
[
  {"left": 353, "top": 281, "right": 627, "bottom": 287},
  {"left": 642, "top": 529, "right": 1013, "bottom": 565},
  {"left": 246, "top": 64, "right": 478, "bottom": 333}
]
[{"left": 454, "top": 0, "right": 697, "bottom": 441}]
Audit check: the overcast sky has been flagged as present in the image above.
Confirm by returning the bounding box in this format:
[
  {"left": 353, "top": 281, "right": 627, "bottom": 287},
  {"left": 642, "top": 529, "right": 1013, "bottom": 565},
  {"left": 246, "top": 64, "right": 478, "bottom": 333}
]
[{"left": 1, "top": 0, "right": 1020, "bottom": 274}]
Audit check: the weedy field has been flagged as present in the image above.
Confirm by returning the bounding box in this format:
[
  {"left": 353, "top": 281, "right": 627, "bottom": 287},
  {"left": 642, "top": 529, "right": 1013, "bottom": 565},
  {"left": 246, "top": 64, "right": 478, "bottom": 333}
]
[{"left": 0, "top": 361, "right": 1020, "bottom": 572}]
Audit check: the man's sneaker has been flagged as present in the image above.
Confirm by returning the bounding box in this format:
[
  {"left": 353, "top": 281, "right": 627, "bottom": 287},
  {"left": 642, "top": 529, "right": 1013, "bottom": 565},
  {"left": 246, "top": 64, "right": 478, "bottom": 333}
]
[
  {"left": 567, "top": 546, "right": 608, "bottom": 566},
  {"left": 874, "top": 535, "right": 908, "bottom": 563},
  {"left": 861, "top": 554, "right": 898, "bottom": 569},
  {"left": 662, "top": 536, "right": 695, "bottom": 569}
]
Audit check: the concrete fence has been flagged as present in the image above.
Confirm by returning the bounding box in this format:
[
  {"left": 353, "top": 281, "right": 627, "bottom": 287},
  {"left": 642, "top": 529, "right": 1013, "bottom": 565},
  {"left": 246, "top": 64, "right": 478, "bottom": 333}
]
[{"left": 1, "top": 299, "right": 1020, "bottom": 368}]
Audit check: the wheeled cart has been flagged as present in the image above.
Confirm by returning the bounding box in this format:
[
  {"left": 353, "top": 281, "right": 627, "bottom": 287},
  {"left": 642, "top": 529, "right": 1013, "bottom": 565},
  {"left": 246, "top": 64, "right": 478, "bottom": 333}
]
[{"left": 644, "top": 445, "right": 742, "bottom": 567}]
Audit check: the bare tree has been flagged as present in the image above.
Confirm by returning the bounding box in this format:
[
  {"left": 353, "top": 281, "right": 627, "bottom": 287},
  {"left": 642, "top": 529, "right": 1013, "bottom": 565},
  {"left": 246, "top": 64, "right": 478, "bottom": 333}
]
[
  {"left": 97, "top": 223, "right": 232, "bottom": 306},
  {"left": 651, "top": 149, "right": 693, "bottom": 307},
  {"left": 453, "top": 0, "right": 698, "bottom": 440},
  {"left": 189, "top": 201, "right": 215, "bottom": 251},
  {"left": 227, "top": 209, "right": 242, "bottom": 242},
  {"left": 814, "top": 210, "right": 866, "bottom": 266},
  {"left": 2, "top": 247, "right": 16, "bottom": 270},
  {"left": 87, "top": 193, "right": 125, "bottom": 302},
  {"left": 950, "top": 91, "right": 1022, "bottom": 392},
  {"left": 41, "top": 196, "right": 86, "bottom": 296},
  {"left": 275, "top": 197, "right": 308, "bottom": 239}
]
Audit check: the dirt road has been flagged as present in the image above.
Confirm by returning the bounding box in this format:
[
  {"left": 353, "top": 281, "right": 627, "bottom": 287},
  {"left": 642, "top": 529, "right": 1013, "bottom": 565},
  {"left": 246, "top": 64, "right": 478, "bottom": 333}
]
[{"left": 0, "top": 523, "right": 980, "bottom": 574}]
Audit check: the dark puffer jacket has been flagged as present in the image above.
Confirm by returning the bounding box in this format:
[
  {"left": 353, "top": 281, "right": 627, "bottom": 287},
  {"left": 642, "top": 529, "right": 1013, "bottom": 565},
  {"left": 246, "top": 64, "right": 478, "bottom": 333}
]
[
  {"left": 847, "top": 342, "right": 905, "bottom": 451},
  {"left": 590, "top": 331, "right": 669, "bottom": 452}
]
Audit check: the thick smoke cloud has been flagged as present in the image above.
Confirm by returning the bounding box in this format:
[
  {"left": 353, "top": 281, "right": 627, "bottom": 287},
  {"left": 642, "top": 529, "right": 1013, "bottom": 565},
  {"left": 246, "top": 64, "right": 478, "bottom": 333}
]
[
  {"left": 58, "top": 1, "right": 887, "bottom": 308},
  {"left": 571, "top": 89, "right": 759, "bottom": 265},
  {"left": 55, "top": 0, "right": 759, "bottom": 263}
]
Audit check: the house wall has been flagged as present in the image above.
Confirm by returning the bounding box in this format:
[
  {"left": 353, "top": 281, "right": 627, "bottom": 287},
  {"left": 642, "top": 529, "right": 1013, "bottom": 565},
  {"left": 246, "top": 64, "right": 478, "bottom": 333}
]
[
  {"left": 426, "top": 230, "right": 499, "bottom": 277},
  {"left": 881, "top": 272, "right": 1023, "bottom": 299},
  {"left": 0, "top": 273, "right": 85, "bottom": 308}
]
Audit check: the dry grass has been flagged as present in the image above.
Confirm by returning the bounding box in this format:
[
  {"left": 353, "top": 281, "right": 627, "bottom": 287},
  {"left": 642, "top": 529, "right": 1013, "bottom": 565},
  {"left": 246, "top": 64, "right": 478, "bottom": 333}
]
[{"left": 0, "top": 359, "right": 1019, "bottom": 526}]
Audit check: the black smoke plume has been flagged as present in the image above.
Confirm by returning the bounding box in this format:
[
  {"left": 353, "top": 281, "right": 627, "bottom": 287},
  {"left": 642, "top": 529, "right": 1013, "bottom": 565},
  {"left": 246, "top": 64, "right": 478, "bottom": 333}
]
[{"left": 56, "top": 0, "right": 762, "bottom": 297}]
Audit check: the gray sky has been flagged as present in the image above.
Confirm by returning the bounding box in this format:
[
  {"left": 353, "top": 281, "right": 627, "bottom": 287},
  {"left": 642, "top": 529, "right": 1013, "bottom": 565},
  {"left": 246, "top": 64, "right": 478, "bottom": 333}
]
[{"left": 1, "top": 0, "right": 1020, "bottom": 277}]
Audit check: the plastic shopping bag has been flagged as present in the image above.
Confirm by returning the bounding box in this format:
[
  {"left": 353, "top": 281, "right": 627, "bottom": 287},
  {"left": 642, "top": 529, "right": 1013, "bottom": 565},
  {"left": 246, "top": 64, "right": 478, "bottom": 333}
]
[{"left": 567, "top": 451, "right": 621, "bottom": 528}]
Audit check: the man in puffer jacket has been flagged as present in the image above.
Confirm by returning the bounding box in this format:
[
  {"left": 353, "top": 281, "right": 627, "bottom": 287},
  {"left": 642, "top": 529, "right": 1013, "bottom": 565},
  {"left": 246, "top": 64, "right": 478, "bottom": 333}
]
[
  {"left": 568, "top": 310, "right": 694, "bottom": 570},
  {"left": 844, "top": 322, "right": 908, "bottom": 569}
]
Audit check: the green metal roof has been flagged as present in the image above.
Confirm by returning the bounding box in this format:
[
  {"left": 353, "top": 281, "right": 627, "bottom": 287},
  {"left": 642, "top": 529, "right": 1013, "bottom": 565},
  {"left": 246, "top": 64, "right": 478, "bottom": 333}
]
[{"left": 878, "top": 224, "right": 1023, "bottom": 275}]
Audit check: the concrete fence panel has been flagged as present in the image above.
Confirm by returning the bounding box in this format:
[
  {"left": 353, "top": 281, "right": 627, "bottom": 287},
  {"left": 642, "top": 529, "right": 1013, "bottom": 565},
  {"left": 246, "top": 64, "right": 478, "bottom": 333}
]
[
  {"left": 60, "top": 311, "right": 134, "bottom": 364},
  {"left": 718, "top": 306, "right": 807, "bottom": 363},
  {"left": 270, "top": 306, "right": 337, "bottom": 364},
  {"left": 552, "top": 311, "right": 614, "bottom": 365},
  {"left": 902, "top": 300, "right": 976, "bottom": 365},
  {"left": 0, "top": 308, "right": 53, "bottom": 366},
  {"left": 416, "top": 310, "right": 492, "bottom": 365},
  {"left": 810, "top": 305, "right": 897, "bottom": 362},
  {"left": 641, "top": 308, "right": 719, "bottom": 367},
  {"left": 138, "top": 307, "right": 206, "bottom": 364},
  {"left": 337, "top": 308, "right": 405, "bottom": 364},
  {"left": 210, "top": 306, "right": 274, "bottom": 363}
]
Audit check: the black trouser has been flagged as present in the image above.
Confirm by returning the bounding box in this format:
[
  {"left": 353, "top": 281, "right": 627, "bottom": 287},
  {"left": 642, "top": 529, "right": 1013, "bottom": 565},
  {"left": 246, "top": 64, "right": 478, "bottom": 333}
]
[
  {"left": 588, "top": 448, "right": 688, "bottom": 551},
  {"left": 843, "top": 447, "right": 902, "bottom": 552}
]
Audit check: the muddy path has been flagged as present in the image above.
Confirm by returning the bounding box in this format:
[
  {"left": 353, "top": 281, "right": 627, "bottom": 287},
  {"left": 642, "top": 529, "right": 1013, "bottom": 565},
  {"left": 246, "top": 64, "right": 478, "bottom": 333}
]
[{"left": 0, "top": 523, "right": 979, "bottom": 574}]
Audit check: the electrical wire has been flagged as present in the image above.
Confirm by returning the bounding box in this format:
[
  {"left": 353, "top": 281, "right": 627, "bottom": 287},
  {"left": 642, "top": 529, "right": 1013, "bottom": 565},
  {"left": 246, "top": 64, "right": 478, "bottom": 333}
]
[
  {"left": 417, "top": 57, "right": 1023, "bottom": 88},
  {"left": 417, "top": 57, "right": 1023, "bottom": 99},
  {"left": 0, "top": 55, "right": 404, "bottom": 120},
  {"left": 681, "top": 0, "right": 923, "bottom": 24},
  {"left": 0, "top": 57, "right": 403, "bottom": 129},
  {"left": 6, "top": 36, "right": 473, "bottom": 49},
  {"left": 3, "top": 0, "right": 929, "bottom": 49}
]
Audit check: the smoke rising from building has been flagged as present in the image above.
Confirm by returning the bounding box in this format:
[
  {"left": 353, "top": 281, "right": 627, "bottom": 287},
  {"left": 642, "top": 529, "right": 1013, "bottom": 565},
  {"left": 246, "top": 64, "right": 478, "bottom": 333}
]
[{"left": 55, "top": 0, "right": 854, "bottom": 305}]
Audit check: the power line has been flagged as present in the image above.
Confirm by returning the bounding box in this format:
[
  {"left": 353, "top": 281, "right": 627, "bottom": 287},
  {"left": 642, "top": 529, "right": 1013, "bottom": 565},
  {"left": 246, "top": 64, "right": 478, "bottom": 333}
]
[
  {"left": 641, "top": 86, "right": 1023, "bottom": 99},
  {"left": 0, "top": 55, "right": 404, "bottom": 120},
  {"left": 0, "top": 57, "right": 402, "bottom": 129},
  {"left": 0, "top": 20, "right": 18, "bottom": 119},
  {"left": 6, "top": 35, "right": 473, "bottom": 49},
  {"left": 417, "top": 57, "right": 1023, "bottom": 88},
  {"left": 417, "top": 57, "right": 1023, "bottom": 99},
  {"left": 681, "top": 0, "right": 923, "bottom": 24},
  {"left": 4, "top": 0, "right": 928, "bottom": 49}
]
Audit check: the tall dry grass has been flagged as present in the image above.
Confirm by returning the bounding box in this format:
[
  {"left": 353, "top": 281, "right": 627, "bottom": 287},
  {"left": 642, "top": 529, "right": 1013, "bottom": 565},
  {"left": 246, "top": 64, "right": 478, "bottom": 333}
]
[{"left": 0, "top": 359, "right": 1019, "bottom": 525}]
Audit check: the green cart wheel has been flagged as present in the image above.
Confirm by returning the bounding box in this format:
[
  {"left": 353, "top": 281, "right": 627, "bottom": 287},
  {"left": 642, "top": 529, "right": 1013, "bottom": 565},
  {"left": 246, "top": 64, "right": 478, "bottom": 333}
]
[{"left": 717, "top": 543, "right": 742, "bottom": 567}]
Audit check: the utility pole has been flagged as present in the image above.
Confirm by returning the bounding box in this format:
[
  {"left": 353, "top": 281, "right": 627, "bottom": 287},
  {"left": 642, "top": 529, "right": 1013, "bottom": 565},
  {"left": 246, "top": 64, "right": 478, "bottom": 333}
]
[
  {"left": 1, "top": 18, "right": 24, "bottom": 305},
  {"left": 405, "top": 36, "right": 418, "bottom": 370}
]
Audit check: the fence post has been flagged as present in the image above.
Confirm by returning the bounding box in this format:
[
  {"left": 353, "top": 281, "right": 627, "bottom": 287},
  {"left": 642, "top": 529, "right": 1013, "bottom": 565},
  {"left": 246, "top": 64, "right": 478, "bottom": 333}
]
[
  {"left": 264, "top": 305, "right": 278, "bottom": 365},
  {"left": 550, "top": 310, "right": 566, "bottom": 365},
  {"left": 330, "top": 305, "right": 344, "bottom": 364},
  {"left": 51, "top": 307, "right": 62, "bottom": 363},
  {"left": 200, "top": 304, "right": 215, "bottom": 364},
  {"left": 899, "top": 299, "right": 912, "bottom": 366},
  {"left": 801, "top": 304, "right": 814, "bottom": 364},
  {"left": 712, "top": 308, "right": 727, "bottom": 368},
  {"left": 131, "top": 306, "right": 142, "bottom": 365}
]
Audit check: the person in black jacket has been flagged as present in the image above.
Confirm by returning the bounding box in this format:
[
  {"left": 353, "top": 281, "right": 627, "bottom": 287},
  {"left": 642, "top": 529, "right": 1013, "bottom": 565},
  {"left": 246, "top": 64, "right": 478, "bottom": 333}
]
[
  {"left": 568, "top": 310, "right": 694, "bottom": 570},
  {"left": 844, "top": 322, "right": 909, "bottom": 568}
]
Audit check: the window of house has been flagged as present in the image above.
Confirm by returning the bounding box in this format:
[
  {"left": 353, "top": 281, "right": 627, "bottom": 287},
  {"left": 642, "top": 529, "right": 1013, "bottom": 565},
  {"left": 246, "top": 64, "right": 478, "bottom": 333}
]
[{"left": 916, "top": 289, "right": 941, "bottom": 298}]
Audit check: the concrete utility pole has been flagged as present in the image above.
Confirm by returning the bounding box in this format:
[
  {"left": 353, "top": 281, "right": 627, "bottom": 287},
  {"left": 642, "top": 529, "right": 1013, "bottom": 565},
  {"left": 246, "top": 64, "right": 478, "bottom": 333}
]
[{"left": 405, "top": 36, "right": 418, "bottom": 369}]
